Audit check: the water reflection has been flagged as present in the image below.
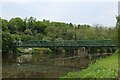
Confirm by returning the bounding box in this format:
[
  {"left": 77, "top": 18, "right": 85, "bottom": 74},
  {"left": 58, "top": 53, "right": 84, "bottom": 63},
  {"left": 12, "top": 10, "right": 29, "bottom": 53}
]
[
  {"left": 2, "top": 53, "right": 110, "bottom": 78},
  {"left": 2, "top": 63, "right": 81, "bottom": 78}
]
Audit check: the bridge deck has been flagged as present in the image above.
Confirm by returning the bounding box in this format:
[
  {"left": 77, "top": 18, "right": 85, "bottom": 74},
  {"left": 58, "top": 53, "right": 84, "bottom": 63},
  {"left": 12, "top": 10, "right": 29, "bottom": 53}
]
[{"left": 14, "top": 40, "right": 116, "bottom": 47}]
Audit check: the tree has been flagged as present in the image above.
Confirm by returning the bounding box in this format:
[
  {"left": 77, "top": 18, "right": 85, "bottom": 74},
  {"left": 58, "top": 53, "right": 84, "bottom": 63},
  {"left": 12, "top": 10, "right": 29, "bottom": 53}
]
[
  {"left": 34, "top": 21, "right": 48, "bottom": 34},
  {"left": 1, "top": 18, "right": 9, "bottom": 32},
  {"left": 2, "top": 32, "right": 14, "bottom": 61},
  {"left": 35, "top": 33, "right": 44, "bottom": 40},
  {"left": 24, "top": 29, "right": 33, "bottom": 35},
  {"left": 19, "top": 34, "right": 36, "bottom": 41},
  {"left": 8, "top": 17, "right": 26, "bottom": 34},
  {"left": 27, "top": 17, "right": 36, "bottom": 31}
]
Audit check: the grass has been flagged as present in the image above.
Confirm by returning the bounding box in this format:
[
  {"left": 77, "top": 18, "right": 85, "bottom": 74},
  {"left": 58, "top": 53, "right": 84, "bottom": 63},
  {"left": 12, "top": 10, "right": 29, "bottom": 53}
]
[{"left": 60, "top": 52, "right": 118, "bottom": 78}]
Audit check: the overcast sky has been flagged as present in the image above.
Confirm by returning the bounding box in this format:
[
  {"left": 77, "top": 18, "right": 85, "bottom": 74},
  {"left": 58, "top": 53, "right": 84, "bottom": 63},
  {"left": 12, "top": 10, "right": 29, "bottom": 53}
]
[{"left": 0, "top": 0, "right": 119, "bottom": 27}]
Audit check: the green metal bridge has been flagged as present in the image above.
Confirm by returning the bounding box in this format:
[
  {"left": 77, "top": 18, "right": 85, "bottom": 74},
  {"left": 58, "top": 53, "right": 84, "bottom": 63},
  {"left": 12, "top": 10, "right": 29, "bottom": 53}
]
[
  {"left": 14, "top": 40, "right": 117, "bottom": 59},
  {"left": 14, "top": 40, "right": 117, "bottom": 48}
]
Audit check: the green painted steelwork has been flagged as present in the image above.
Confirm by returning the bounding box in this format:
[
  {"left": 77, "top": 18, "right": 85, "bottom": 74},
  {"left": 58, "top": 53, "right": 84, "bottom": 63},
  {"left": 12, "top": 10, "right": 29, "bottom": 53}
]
[{"left": 14, "top": 40, "right": 116, "bottom": 48}]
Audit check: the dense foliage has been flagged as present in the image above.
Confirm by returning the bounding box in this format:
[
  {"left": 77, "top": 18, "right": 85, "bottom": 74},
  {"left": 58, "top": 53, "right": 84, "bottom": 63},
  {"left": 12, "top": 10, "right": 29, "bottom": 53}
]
[{"left": 1, "top": 16, "right": 117, "bottom": 60}]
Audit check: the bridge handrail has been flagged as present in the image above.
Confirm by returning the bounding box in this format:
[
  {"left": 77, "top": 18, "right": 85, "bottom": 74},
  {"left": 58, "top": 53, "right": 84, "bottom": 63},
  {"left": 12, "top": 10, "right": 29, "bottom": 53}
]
[{"left": 14, "top": 40, "right": 116, "bottom": 47}]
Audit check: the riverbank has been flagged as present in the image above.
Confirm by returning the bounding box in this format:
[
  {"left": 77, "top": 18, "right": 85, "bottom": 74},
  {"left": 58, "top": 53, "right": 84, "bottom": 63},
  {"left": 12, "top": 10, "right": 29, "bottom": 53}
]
[{"left": 60, "top": 52, "right": 118, "bottom": 78}]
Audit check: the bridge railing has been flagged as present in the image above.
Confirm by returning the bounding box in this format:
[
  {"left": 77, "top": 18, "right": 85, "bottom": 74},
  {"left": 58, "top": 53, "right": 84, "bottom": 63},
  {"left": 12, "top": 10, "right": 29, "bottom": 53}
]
[{"left": 14, "top": 40, "right": 117, "bottom": 47}]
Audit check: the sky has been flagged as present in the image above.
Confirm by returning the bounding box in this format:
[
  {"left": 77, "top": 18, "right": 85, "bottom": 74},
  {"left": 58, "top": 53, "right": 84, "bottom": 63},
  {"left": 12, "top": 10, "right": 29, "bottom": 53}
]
[{"left": 0, "top": 0, "right": 119, "bottom": 27}]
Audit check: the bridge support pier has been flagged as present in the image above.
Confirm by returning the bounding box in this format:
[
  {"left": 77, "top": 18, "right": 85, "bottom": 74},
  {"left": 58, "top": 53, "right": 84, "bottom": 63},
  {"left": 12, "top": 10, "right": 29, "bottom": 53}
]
[{"left": 77, "top": 47, "right": 88, "bottom": 57}]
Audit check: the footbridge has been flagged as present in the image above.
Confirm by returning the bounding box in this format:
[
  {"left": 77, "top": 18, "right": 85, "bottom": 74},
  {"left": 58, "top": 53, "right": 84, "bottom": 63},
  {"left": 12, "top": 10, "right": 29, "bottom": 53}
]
[
  {"left": 14, "top": 40, "right": 116, "bottom": 48},
  {"left": 14, "top": 40, "right": 117, "bottom": 57}
]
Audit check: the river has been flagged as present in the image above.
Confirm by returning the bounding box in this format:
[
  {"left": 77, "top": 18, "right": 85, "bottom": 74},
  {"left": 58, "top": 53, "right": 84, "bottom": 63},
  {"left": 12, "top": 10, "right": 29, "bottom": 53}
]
[
  {"left": 2, "top": 63, "right": 81, "bottom": 78},
  {"left": 2, "top": 52, "right": 111, "bottom": 78}
]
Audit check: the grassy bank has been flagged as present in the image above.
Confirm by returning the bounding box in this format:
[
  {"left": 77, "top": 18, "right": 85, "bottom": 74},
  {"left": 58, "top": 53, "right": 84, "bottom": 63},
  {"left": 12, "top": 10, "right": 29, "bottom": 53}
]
[{"left": 60, "top": 52, "right": 118, "bottom": 78}]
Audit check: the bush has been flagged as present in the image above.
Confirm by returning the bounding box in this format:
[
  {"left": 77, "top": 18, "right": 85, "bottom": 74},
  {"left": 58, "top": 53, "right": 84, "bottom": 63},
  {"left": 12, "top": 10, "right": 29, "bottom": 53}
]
[{"left": 30, "top": 48, "right": 53, "bottom": 59}]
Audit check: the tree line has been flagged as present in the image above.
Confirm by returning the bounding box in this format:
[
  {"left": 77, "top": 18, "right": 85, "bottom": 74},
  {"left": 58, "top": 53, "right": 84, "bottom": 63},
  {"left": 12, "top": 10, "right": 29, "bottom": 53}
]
[{"left": 1, "top": 16, "right": 118, "bottom": 61}]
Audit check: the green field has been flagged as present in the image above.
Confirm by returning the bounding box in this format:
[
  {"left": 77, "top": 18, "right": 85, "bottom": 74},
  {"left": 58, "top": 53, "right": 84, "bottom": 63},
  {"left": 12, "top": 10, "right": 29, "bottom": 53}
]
[{"left": 60, "top": 52, "right": 118, "bottom": 78}]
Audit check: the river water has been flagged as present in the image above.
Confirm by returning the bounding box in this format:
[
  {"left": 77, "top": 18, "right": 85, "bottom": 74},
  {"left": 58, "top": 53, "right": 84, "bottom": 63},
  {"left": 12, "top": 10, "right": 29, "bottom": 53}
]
[
  {"left": 2, "top": 63, "right": 81, "bottom": 78},
  {"left": 2, "top": 53, "right": 111, "bottom": 78}
]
